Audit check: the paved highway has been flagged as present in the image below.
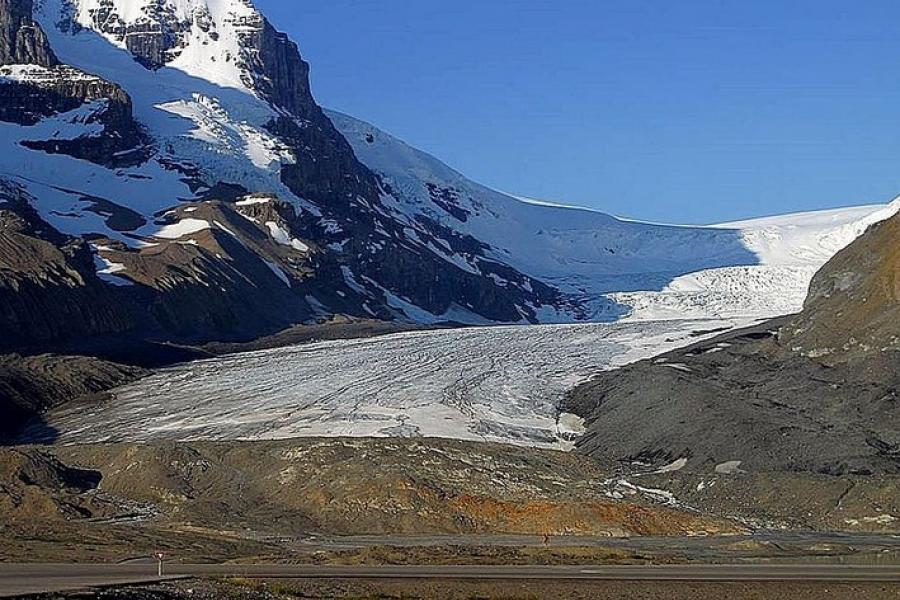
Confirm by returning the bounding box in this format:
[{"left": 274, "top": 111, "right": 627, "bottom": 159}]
[
  {"left": 288, "top": 531, "right": 900, "bottom": 554},
  {"left": 2, "top": 564, "right": 900, "bottom": 597}
]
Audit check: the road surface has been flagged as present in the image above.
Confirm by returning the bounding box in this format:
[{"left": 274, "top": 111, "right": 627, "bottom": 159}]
[
  {"left": 2, "top": 564, "right": 900, "bottom": 597},
  {"left": 286, "top": 531, "right": 900, "bottom": 555}
]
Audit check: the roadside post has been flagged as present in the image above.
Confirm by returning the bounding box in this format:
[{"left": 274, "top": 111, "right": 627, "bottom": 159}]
[{"left": 154, "top": 551, "right": 166, "bottom": 577}]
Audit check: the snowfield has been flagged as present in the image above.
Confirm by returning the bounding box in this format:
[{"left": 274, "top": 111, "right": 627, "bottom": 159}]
[
  {"left": 29, "top": 319, "right": 748, "bottom": 449},
  {"left": 611, "top": 203, "right": 900, "bottom": 321},
  {"left": 331, "top": 111, "right": 900, "bottom": 323}
]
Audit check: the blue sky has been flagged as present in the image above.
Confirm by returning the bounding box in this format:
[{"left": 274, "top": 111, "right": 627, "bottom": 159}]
[{"left": 256, "top": 0, "right": 900, "bottom": 224}]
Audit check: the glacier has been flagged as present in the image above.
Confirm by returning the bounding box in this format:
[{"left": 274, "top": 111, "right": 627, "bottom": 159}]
[{"left": 27, "top": 317, "right": 749, "bottom": 449}]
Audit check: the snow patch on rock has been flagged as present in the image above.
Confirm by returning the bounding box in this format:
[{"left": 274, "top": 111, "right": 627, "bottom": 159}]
[
  {"left": 265, "top": 221, "right": 309, "bottom": 252},
  {"left": 151, "top": 218, "right": 210, "bottom": 239}
]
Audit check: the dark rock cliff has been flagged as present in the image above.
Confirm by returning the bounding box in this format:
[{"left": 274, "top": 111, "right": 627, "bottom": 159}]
[
  {"left": 1, "top": 68, "right": 150, "bottom": 166},
  {"left": 253, "top": 27, "right": 560, "bottom": 323},
  {"left": 0, "top": 67, "right": 131, "bottom": 124},
  {"left": 77, "top": 0, "right": 190, "bottom": 69},
  {"left": 0, "top": 0, "right": 57, "bottom": 66},
  {"left": 0, "top": 0, "right": 148, "bottom": 165}
]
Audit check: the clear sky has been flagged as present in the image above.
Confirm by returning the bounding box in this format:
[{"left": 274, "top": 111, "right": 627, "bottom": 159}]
[{"left": 255, "top": 0, "right": 900, "bottom": 224}]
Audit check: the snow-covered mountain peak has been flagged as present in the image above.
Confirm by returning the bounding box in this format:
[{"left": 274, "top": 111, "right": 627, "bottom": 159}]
[
  {"left": 72, "top": 0, "right": 257, "bottom": 23},
  {"left": 38, "top": 0, "right": 265, "bottom": 90},
  {"left": 3, "top": 0, "right": 898, "bottom": 337},
  {"left": 27, "top": 0, "right": 320, "bottom": 216}
]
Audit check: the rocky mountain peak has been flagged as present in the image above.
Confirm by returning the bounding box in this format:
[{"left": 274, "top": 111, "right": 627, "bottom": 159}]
[
  {"left": 53, "top": 0, "right": 320, "bottom": 119},
  {"left": 52, "top": 0, "right": 270, "bottom": 86},
  {"left": 0, "top": 0, "right": 566, "bottom": 346}
]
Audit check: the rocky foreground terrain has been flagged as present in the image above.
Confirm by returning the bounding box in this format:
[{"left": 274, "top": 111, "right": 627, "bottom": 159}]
[
  {"left": 1, "top": 436, "right": 898, "bottom": 566},
  {"left": 0, "top": 438, "right": 739, "bottom": 563}
]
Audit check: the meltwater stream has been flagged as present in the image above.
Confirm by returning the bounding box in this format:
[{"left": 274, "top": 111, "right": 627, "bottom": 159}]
[{"left": 29, "top": 319, "right": 742, "bottom": 450}]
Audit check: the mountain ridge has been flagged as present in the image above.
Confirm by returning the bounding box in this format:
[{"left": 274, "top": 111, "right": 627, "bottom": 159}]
[
  {"left": 330, "top": 108, "right": 900, "bottom": 321},
  {"left": 0, "top": 0, "right": 893, "bottom": 340},
  {"left": 2, "top": 0, "right": 565, "bottom": 350}
]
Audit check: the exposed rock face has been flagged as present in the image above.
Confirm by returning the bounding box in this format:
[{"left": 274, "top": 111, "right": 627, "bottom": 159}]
[
  {"left": 565, "top": 215, "right": 900, "bottom": 476},
  {"left": 0, "top": 183, "right": 137, "bottom": 350},
  {"left": 25, "top": 0, "right": 561, "bottom": 327},
  {"left": 0, "top": 184, "right": 292, "bottom": 349},
  {"left": 75, "top": 0, "right": 313, "bottom": 110},
  {"left": 0, "top": 0, "right": 57, "bottom": 66},
  {"left": 76, "top": 0, "right": 192, "bottom": 69},
  {"left": 5, "top": 73, "right": 149, "bottom": 165},
  {"left": 0, "top": 65, "right": 129, "bottom": 124},
  {"left": 105, "top": 200, "right": 321, "bottom": 339},
  {"left": 240, "top": 12, "right": 316, "bottom": 118},
  {"left": 781, "top": 214, "right": 900, "bottom": 362},
  {"left": 0, "top": 2, "right": 149, "bottom": 166},
  {"left": 250, "top": 32, "right": 555, "bottom": 322},
  {"left": 1, "top": 186, "right": 324, "bottom": 346},
  {"left": 246, "top": 3, "right": 559, "bottom": 319},
  {"left": 266, "top": 109, "right": 560, "bottom": 323}
]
